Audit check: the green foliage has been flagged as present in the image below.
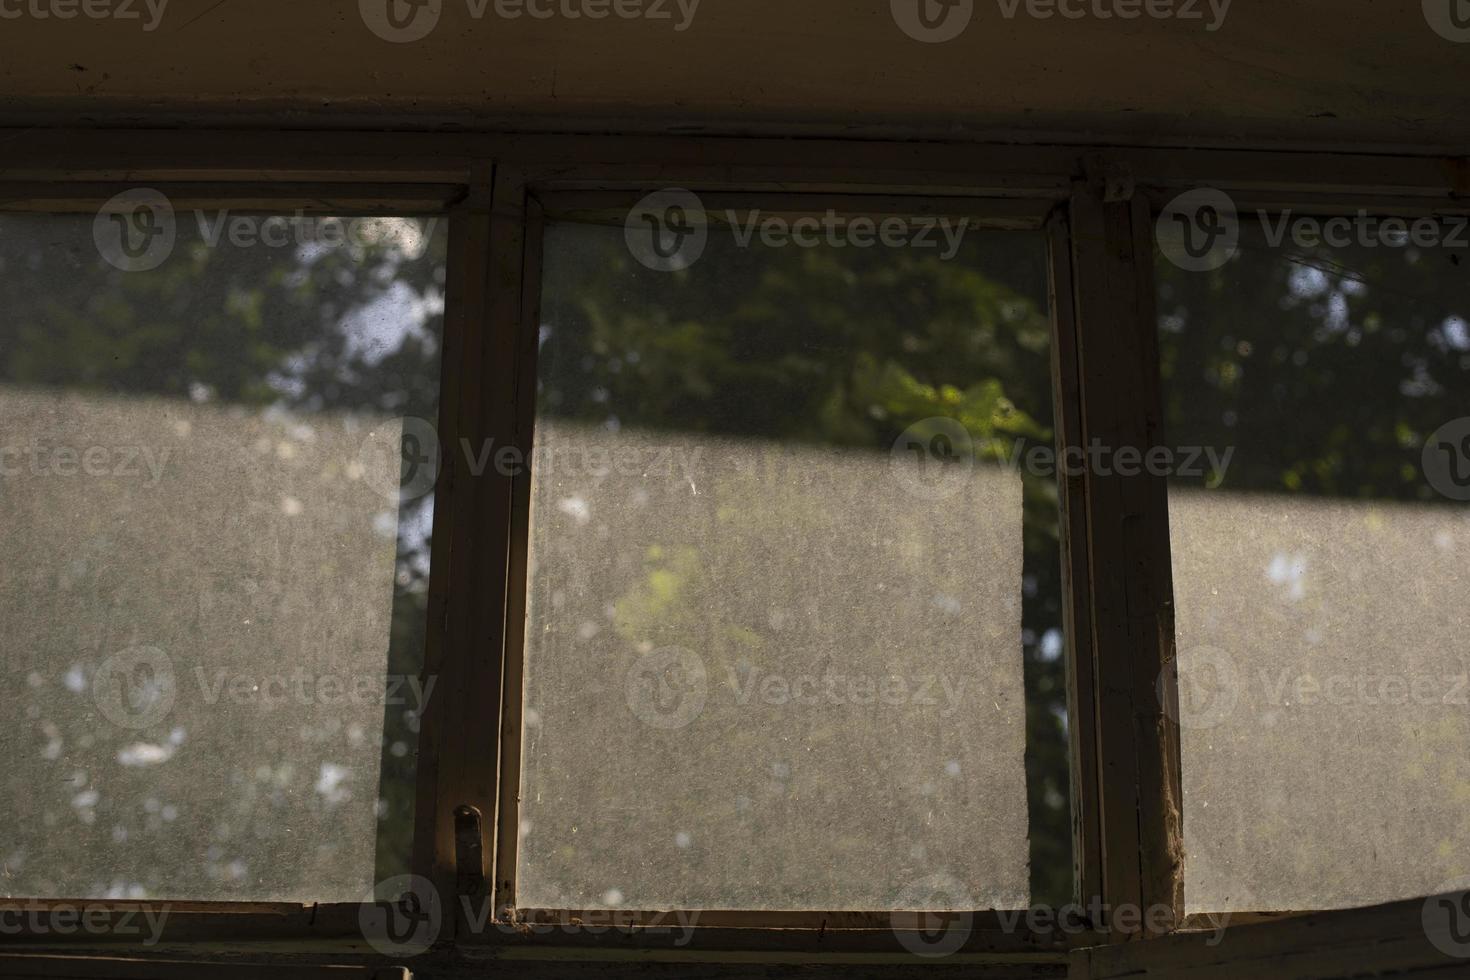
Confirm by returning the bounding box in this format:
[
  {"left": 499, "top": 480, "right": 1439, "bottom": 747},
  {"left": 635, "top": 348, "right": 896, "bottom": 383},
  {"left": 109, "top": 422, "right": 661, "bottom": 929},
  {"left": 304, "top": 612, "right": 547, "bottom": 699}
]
[
  {"left": 538, "top": 224, "right": 1074, "bottom": 905},
  {"left": 0, "top": 215, "right": 445, "bottom": 896}
]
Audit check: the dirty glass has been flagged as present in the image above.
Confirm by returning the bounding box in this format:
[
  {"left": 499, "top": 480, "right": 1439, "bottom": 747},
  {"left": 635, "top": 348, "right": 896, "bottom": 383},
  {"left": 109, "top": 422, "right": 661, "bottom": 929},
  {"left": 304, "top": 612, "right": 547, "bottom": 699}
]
[
  {"left": 1157, "top": 211, "right": 1470, "bottom": 911},
  {"left": 516, "top": 211, "right": 1071, "bottom": 911},
  {"left": 0, "top": 204, "right": 445, "bottom": 902}
]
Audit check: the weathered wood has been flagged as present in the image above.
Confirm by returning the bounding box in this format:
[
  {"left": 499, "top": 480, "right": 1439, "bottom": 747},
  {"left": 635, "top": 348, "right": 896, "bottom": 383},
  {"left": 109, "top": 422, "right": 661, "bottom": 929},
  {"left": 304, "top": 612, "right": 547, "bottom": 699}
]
[
  {"left": 488, "top": 178, "right": 541, "bottom": 925},
  {"left": 499, "top": 908, "right": 1097, "bottom": 951},
  {"left": 0, "top": 954, "right": 405, "bottom": 979},
  {"left": 1127, "top": 190, "right": 1183, "bottom": 933},
  {"left": 1, "top": 893, "right": 1462, "bottom": 979},
  {"left": 0, "top": 130, "right": 1464, "bottom": 203},
  {"left": 0, "top": 947, "right": 1066, "bottom": 980},
  {"left": 1117, "top": 147, "right": 1470, "bottom": 197},
  {"left": 458, "top": 164, "right": 529, "bottom": 938},
  {"left": 1047, "top": 207, "right": 1103, "bottom": 911},
  {"left": 538, "top": 191, "right": 1055, "bottom": 229},
  {"left": 1085, "top": 892, "right": 1466, "bottom": 979},
  {"left": 0, "top": 182, "right": 462, "bottom": 212},
  {"left": 0, "top": 902, "right": 361, "bottom": 943},
  {"left": 1064, "top": 162, "right": 1183, "bottom": 938},
  {"left": 418, "top": 161, "right": 503, "bottom": 927},
  {"left": 1142, "top": 188, "right": 1470, "bottom": 216},
  {"left": 0, "top": 130, "right": 479, "bottom": 182}
]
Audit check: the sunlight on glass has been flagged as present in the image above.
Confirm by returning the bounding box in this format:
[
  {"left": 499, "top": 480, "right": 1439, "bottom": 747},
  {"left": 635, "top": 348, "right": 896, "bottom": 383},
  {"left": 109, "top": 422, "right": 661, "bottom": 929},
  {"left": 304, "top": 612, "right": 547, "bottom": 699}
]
[
  {"left": 517, "top": 219, "right": 1070, "bottom": 911},
  {"left": 0, "top": 212, "right": 446, "bottom": 901}
]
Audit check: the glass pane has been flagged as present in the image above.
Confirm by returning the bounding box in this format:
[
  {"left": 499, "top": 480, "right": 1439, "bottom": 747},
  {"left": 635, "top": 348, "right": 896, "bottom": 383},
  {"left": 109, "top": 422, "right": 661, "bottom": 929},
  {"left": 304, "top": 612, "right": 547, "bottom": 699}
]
[
  {"left": 1157, "top": 211, "right": 1470, "bottom": 912},
  {"left": 518, "top": 209, "right": 1070, "bottom": 911},
  {"left": 0, "top": 205, "right": 446, "bottom": 902}
]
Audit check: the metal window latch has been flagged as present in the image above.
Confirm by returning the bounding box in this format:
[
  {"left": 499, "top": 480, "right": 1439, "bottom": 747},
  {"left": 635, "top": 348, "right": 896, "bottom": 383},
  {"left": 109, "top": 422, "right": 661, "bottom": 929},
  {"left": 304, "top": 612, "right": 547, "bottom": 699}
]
[{"left": 454, "top": 804, "right": 486, "bottom": 897}]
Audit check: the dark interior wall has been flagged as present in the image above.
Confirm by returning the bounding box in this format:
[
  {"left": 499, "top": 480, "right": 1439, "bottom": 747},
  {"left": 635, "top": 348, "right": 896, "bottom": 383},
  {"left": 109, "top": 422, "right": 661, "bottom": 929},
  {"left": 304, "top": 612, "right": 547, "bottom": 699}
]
[{"left": 0, "top": 0, "right": 1466, "bottom": 149}]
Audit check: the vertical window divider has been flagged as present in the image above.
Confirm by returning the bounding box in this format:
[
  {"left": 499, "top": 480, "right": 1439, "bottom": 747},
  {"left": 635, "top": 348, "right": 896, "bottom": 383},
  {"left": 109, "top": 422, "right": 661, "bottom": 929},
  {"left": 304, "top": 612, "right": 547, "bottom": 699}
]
[
  {"left": 1065, "top": 158, "right": 1185, "bottom": 939},
  {"left": 489, "top": 180, "right": 544, "bottom": 928},
  {"left": 1048, "top": 204, "right": 1104, "bottom": 917},
  {"left": 423, "top": 160, "right": 508, "bottom": 938}
]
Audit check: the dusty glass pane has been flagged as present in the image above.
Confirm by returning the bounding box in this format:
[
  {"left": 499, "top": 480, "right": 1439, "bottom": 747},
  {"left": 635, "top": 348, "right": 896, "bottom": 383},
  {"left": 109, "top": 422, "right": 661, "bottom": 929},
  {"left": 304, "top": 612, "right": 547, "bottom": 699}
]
[
  {"left": 1157, "top": 216, "right": 1470, "bottom": 912},
  {"left": 518, "top": 216, "right": 1070, "bottom": 911},
  {"left": 0, "top": 209, "right": 446, "bottom": 902}
]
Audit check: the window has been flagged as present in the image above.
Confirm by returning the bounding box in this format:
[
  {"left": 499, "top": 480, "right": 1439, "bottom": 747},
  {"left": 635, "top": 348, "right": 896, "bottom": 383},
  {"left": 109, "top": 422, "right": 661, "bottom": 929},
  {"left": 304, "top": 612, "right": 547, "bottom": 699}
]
[
  {"left": 2, "top": 136, "right": 1466, "bottom": 976},
  {"left": 514, "top": 208, "right": 1072, "bottom": 913},
  {"left": 1157, "top": 211, "right": 1470, "bottom": 912},
  {"left": 0, "top": 206, "right": 446, "bottom": 902}
]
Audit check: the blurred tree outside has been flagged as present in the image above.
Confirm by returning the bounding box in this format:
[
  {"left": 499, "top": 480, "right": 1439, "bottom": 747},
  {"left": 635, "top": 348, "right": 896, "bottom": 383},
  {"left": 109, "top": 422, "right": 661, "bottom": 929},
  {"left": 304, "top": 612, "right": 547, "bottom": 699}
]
[
  {"left": 0, "top": 213, "right": 444, "bottom": 899},
  {"left": 1157, "top": 220, "right": 1470, "bottom": 911},
  {"left": 1, "top": 207, "right": 1084, "bottom": 905}
]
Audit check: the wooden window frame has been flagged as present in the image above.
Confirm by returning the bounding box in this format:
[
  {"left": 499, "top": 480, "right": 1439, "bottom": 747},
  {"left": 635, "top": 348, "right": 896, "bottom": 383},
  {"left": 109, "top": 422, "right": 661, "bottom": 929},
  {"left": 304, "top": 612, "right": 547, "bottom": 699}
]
[{"left": 0, "top": 130, "right": 1466, "bottom": 974}]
